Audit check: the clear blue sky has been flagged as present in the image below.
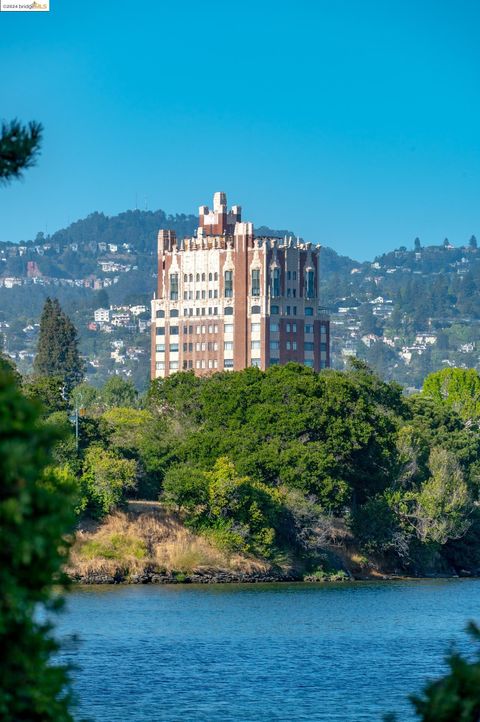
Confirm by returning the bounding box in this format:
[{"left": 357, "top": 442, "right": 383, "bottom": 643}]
[{"left": 1, "top": 0, "right": 479, "bottom": 260}]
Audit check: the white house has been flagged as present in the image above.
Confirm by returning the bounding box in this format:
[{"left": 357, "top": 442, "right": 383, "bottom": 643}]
[{"left": 94, "top": 307, "right": 110, "bottom": 323}]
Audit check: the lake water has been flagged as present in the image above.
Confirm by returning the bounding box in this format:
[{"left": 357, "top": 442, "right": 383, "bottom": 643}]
[{"left": 57, "top": 579, "right": 480, "bottom": 721}]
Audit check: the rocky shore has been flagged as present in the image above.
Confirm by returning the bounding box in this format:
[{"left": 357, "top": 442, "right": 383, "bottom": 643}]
[{"left": 70, "top": 568, "right": 299, "bottom": 585}]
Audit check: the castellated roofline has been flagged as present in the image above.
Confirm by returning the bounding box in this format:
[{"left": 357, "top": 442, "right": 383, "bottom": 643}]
[{"left": 157, "top": 192, "right": 320, "bottom": 254}]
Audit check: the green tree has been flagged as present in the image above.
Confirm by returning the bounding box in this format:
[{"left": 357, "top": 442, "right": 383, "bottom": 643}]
[
  {"left": 350, "top": 495, "right": 407, "bottom": 557},
  {"left": 23, "top": 374, "right": 68, "bottom": 415},
  {"left": 81, "top": 446, "right": 137, "bottom": 516},
  {"left": 94, "top": 288, "right": 109, "bottom": 309},
  {"left": 0, "top": 369, "right": 75, "bottom": 721},
  {"left": 70, "top": 381, "right": 99, "bottom": 413},
  {"left": 102, "top": 406, "right": 152, "bottom": 449},
  {"left": 34, "top": 298, "right": 84, "bottom": 394},
  {"left": 0, "top": 352, "right": 21, "bottom": 384},
  {"left": 409, "top": 447, "right": 472, "bottom": 545},
  {"left": 163, "top": 463, "right": 208, "bottom": 513},
  {"left": 358, "top": 303, "right": 381, "bottom": 336},
  {"left": 163, "top": 458, "right": 284, "bottom": 557},
  {"left": 101, "top": 376, "right": 138, "bottom": 409},
  {"left": 422, "top": 368, "right": 480, "bottom": 423}
]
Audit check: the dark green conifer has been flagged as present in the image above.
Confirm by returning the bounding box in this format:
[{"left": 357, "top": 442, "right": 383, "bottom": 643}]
[
  {"left": 34, "top": 298, "right": 84, "bottom": 394},
  {"left": 0, "top": 119, "right": 42, "bottom": 183}
]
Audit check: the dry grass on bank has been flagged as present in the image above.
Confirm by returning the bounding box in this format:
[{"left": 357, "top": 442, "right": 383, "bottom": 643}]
[{"left": 67, "top": 503, "right": 270, "bottom": 579}]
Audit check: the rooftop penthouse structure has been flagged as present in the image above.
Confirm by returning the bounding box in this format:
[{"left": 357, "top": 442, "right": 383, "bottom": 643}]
[{"left": 151, "top": 192, "right": 330, "bottom": 378}]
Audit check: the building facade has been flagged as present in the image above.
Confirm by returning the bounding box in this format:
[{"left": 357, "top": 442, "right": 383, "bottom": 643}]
[{"left": 151, "top": 192, "right": 330, "bottom": 379}]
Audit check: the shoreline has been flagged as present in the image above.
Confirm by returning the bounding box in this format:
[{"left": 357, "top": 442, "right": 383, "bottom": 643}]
[
  {"left": 69, "top": 569, "right": 473, "bottom": 585},
  {"left": 69, "top": 506, "right": 479, "bottom": 587}
]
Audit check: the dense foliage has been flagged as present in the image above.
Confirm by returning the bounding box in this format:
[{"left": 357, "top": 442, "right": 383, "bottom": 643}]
[
  {"left": 422, "top": 367, "right": 480, "bottom": 423},
  {"left": 0, "top": 367, "right": 75, "bottom": 721},
  {"left": 25, "top": 359, "right": 479, "bottom": 575}
]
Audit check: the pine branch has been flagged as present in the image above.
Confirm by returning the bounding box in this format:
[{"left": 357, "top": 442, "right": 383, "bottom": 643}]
[{"left": 0, "top": 119, "right": 43, "bottom": 184}]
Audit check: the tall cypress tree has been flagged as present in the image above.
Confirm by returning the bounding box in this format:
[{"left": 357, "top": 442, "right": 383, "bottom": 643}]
[{"left": 34, "top": 298, "right": 84, "bottom": 393}]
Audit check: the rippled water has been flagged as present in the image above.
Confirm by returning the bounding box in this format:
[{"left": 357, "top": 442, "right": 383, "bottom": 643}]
[{"left": 56, "top": 580, "right": 480, "bottom": 721}]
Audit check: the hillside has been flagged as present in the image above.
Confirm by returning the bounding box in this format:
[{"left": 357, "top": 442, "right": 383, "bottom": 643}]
[{"left": 0, "top": 208, "right": 479, "bottom": 389}]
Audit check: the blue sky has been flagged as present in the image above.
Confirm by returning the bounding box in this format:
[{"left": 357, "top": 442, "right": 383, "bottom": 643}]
[{"left": 1, "top": 0, "right": 479, "bottom": 259}]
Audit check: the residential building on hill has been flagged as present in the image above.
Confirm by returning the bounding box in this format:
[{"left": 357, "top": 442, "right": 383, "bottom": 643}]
[
  {"left": 94, "top": 307, "right": 110, "bottom": 323},
  {"left": 150, "top": 191, "right": 330, "bottom": 378}
]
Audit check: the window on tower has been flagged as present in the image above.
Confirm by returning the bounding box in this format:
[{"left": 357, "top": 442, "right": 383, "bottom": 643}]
[
  {"left": 271, "top": 267, "right": 280, "bottom": 297},
  {"left": 170, "top": 273, "right": 179, "bottom": 300},
  {"left": 306, "top": 269, "right": 315, "bottom": 299},
  {"left": 251, "top": 268, "right": 260, "bottom": 296},
  {"left": 224, "top": 270, "right": 233, "bottom": 298}
]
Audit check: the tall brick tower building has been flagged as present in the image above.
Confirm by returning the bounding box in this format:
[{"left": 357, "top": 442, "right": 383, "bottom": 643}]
[{"left": 151, "top": 192, "right": 330, "bottom": 378}]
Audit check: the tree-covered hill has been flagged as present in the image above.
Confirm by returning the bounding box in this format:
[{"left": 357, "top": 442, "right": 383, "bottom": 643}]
[{"left": 25, "top": 361, "right": 480, "bottom": 583}]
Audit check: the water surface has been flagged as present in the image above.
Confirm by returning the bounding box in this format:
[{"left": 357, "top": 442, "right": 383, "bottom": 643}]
[{"left": 57, "top": 579, "right": 480, "bottom": 721}]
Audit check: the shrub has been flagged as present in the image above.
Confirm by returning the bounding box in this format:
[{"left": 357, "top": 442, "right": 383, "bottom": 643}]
[
  {"left": 304, "top": 568, "right": 349, "bottom": 582},
  {"left": 81, "top": 445, "right": 137, "bottom": 516},
  {"left": 162, "top": 464, "right": 208, "bottom": 513}
]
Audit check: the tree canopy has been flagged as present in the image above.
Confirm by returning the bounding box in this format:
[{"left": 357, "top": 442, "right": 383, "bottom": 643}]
[{"left": 34, "top": 297, "right": 84, "bottom": 394}]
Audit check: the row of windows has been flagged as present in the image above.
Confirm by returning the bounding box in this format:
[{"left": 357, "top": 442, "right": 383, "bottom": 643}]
[
  {"left": 157, "top": 340, "right": 326, "bottom": 353},
  {"left": 181, "top": 324, "right": 220, "bottom": 335},
  {"left": 269, "top": 359, "right": 317, "bottom": 368},
  {"left": 157, "top": 306, "right": 320, "bottom": 322},
  {"left": 157, "top": 360, "right": 223, "bottom": 371},
  {"left": 155, "top": 358, "right": 326, "bottom": 373},
  {"left": 170, "top": 269, "right": 315, "bottom": 302},
  {"left": 183, "top": 307, "right": 219, "bottom": 317},
  {"left": 270, "top": 269, "right": 315, "bottom": 299},
  {"left": 157, "top": 305, "right": 264, "bottom": 318},
  {"left": 156, "top": 322, "right": 260, "bottom": 336},
  {"left": 270, "top": 341, "right": 327, "bottom": 351},
  {"left": 268, "top": 322, "right": 315, "bottom": 333},
  {"left": 173, "top": 271, "right": 285, "bottom": 302},
  {"left": 186, "top": 342, "right": 218, "bottom": 352},
  {"left": 184, "top": 289, "right": 219, "bottom": 300},
  {"left": 157, "top": 320, "right": 324, "bottom": 337},
  {"left": 183, "top": 272, "right": 219, "bottom": 283},
  {"left": 270, "top": 305, "right": 315, "bottom": 316},
  {"left": 156, "top": 342, "right": 220, "bottom": 353}
]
